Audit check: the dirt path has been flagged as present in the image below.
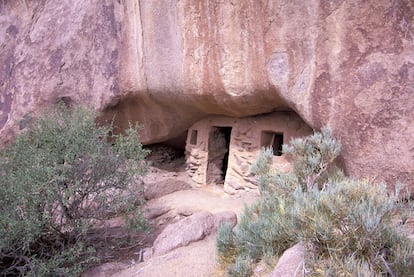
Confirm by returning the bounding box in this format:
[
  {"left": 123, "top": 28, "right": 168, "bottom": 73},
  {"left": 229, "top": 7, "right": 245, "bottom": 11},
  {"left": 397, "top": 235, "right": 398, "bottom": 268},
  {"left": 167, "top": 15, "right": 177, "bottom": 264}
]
[
  {"left": 121, "top": 187, "right": 258, "bottom": 277},
  {"left": 84, "top": 147, "right": 259, "bottom": 277},
  {"left": 146, "top": 186, "right": 257, "bottom": 215},
  {"left": 119, "top": 233, "right": 220, "bottom": 277},
  {"left": 84, "top": 186, "right": 258, "bottom": 277}
]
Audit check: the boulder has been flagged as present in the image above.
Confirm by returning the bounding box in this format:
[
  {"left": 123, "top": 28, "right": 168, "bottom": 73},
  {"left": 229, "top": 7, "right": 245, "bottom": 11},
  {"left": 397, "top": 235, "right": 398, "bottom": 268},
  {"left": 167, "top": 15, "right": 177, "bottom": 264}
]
[
  {"left": 151, "top": 211, "right": 237, "bottom": 257},
  {"left": 267, "top": 243, "right": 305, "bottom": 277},
  {"left": 144, "top": 178, "right": 192, "bottom": 200},
  {"left": 142, "top": 203, "right": 171, "bottom": 220},
  {"left": 213, "top": 211, "right": 238, "bottom": 231}
]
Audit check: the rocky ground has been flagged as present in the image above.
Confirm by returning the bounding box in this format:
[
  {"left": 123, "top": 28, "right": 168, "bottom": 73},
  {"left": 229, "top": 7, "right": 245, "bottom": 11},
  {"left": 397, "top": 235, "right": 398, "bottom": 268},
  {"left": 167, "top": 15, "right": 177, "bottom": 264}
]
[
  {"left": 82, "top": 144, "right": 414, "bottom": 277},
  {"left": 83, "top": 145, "right": 259, "bottom": 277}
]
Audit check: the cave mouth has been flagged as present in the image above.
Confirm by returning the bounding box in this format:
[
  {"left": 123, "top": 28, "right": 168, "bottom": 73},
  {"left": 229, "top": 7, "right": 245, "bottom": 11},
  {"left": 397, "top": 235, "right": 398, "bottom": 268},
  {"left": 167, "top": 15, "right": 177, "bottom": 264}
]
[
  {"left": 144, "top": 130, "right": 187, "bottom": 172},
  {"left": 206, "top": 126, "right": 232, "bottom": 185}
]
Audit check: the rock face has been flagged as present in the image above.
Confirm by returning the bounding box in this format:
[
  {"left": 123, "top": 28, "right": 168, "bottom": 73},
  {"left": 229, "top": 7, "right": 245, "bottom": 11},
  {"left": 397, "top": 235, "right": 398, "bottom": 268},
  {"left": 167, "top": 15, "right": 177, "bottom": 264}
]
[
  {"left": 1, "top": 0, "right": 414, "bottom": 190},
  {"left": 0, "top": 0, "right": 123, "bottom": 142}
]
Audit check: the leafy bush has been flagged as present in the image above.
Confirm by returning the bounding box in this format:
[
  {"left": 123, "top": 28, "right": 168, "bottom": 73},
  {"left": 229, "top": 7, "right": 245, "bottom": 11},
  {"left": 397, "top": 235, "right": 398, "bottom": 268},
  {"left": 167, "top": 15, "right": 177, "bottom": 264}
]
[
  {"left": 0, "top": 103, "right": 149, "bottom": 276},
  {"left": 217, "top": 127, "right": 414, "bottom": 276}
]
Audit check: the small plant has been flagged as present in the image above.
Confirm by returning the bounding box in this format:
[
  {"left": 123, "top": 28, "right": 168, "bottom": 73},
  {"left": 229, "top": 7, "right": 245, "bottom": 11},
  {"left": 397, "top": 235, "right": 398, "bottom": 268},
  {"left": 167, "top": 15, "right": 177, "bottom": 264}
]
[
  {"left": 216, "top": 222, "right": 237, "bottom": 265},
  {"left": 0, "top": 103, "right": 149, "bottom": 276},
  {"left": 216, "top": 127, "right": 414, "bottom": 276},
  {"left": 227, "top": 256, "right": 253, "bottom": 277}
]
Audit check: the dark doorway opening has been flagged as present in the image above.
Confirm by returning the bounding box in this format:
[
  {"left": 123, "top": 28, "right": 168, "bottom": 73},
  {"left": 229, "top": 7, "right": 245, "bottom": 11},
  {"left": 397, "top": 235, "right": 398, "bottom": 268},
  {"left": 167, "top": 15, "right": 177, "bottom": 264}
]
[
  {"left": 144, "top": 130, "right": 188, "bottom": 172},
  {"left": 207, "top": 126, "right": 232, "bottom": 184}
]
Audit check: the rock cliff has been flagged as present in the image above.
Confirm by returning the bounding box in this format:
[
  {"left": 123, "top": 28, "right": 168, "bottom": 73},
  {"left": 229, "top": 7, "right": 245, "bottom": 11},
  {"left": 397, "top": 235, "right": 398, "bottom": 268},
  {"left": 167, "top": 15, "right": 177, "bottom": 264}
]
[{"left": 1, "top": 0, "right": 413, "bottom": 190}]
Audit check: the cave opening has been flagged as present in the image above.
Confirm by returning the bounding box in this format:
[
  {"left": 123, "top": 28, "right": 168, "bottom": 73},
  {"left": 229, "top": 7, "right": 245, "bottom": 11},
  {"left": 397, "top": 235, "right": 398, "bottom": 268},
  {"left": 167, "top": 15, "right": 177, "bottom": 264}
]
[
  {"left": 144, "top": 130, "right": 187, "bottom": 172},
  {"left": 207, "top": 126, "right": 232, "bottom": 184}
]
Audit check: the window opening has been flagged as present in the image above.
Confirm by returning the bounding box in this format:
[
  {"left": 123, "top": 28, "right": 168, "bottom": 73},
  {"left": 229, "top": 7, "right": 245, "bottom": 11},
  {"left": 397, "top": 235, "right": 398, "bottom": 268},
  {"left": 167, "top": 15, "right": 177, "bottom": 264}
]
[
  {"left": 190, "top": 130, "right": 198, "bottom": 145},
  {"left": 261, "top": 131, "right": 284, "bottom": 156}
]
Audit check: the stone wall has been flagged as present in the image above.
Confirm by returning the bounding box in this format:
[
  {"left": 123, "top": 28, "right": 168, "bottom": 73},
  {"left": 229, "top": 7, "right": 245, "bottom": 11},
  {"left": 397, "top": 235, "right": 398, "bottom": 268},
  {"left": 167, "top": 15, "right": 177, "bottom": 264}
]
[{"left": 185, "top": 112, "right": 312, "bottom": 193}]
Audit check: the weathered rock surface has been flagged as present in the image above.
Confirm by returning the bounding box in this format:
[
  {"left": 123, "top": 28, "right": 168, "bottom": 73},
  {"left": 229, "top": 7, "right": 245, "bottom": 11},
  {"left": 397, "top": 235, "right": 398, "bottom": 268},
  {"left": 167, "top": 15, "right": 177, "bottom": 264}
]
[
  {"left": 0, "top": 0, "right": 123, "bottom": 142},
  {"left": 150, "top": 211, "right": 237, "bottom": 257},
  {"left": 144, "top": 178, "right": 192, "bottom": 200},
  {"left": 142, "top": 203, "right": 171, "bottom": 220},
  {"left": 267, "top": 243, "right": 305, "bottom": 277},
  {"left": 1, "top": 0, "right": 414, "bottom": 190},
  {"left": 118, "top": 236, "right": 221, "bottom": 277}
]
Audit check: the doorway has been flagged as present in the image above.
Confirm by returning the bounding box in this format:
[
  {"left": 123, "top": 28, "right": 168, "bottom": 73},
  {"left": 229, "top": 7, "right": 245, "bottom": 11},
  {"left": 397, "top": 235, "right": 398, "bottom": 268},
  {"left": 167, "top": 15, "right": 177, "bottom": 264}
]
[{"left": 206, "top": 126, "right": 232, "bottom": 184}]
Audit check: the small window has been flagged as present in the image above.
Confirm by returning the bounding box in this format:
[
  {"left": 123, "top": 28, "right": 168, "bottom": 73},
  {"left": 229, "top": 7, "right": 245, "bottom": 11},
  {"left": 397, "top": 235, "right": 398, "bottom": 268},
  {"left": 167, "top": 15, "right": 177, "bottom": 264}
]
[
  {"left": 261, "top": 131, "right": 284, "bottom": 156},
  {"left": 190, "top": 130, "right": 198, "bottom": 145}
]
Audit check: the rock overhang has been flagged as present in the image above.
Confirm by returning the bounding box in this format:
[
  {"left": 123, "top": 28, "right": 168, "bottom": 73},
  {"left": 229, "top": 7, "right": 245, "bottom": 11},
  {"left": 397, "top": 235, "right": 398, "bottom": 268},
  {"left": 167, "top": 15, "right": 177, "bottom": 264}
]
[{"left": 1, "top": 0, "right": 413, "bottom": 192}]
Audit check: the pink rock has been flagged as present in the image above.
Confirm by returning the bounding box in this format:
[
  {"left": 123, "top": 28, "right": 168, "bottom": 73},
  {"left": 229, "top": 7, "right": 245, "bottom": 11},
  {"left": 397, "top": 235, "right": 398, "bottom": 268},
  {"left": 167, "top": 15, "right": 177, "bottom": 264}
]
[
  {"left": 267, "top": 243, "right": 305, "bottom": 277},
  {"left": 152, "top": 211, "right": 237, "bottom": 256},
  {"left": 1, "top": 0, "right": 413, "bottom": 192}
]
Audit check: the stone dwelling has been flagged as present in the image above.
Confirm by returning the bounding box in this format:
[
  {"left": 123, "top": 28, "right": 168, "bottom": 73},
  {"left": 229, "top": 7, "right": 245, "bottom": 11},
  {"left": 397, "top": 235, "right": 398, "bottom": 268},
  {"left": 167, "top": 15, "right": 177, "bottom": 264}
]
[{"left": 185, "top": 112, "right": 313, "bottom": 194}]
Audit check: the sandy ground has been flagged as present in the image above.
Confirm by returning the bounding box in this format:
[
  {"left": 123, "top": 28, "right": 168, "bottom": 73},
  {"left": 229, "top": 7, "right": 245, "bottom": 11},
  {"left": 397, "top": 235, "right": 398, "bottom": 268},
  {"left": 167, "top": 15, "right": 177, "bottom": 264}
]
[
  {"left": 84, "top": 147, "right": 260, "bottom": 277},
  {"left": 84, "top": 185, "right": 258, "bottom": 277},
  {"left": 119, "top": 235, "right": 220, "bottom": 277},
  {"left": 119, "top": 187, "right": 258, "bottom": 277}
]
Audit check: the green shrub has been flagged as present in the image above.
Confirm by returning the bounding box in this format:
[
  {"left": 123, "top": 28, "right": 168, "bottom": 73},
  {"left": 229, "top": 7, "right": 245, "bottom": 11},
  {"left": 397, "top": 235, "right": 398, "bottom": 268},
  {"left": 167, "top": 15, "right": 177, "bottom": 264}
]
[
  {"left": 216, "top": 127, "right": 414, "bottom": 276},
  {"left": 0, "top": 103, "right": 149, "bottom": 276},
  {"left": 216, "top": 222, "right": 237, "bottom": 265},
  {"left": 227, "top": 256, "right": 253, "bottom": 277}
]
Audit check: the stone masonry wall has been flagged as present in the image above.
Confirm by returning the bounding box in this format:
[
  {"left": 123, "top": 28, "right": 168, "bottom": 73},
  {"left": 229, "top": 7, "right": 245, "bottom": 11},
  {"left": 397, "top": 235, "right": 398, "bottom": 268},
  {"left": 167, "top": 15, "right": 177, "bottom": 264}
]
[{"left": 185, "top": 112, "right": 312, "bottom": 194}]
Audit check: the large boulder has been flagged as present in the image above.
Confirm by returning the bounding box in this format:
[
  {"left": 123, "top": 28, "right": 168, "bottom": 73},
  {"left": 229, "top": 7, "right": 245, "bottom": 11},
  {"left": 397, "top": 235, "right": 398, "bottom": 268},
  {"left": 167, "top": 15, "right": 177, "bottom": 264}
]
[
  {"left": 150, "top": 211, "right": 237, "bottom": 257},
  {"left": 144, "top": 178, "right": 192, "bottom": 200},
  {"left": 1, "top": 0, "right": 413, "bottom": 190}
]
